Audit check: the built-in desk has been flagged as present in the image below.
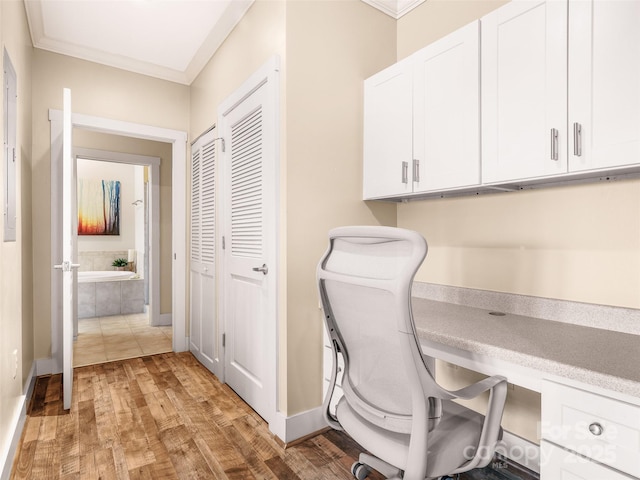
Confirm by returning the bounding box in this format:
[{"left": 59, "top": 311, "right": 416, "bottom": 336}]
[
  {"left": 411, "top": 294, "right": 640, "bottom": 480},
  {"left": 413, "top": 297, "right": 640, "bottom": 399}
]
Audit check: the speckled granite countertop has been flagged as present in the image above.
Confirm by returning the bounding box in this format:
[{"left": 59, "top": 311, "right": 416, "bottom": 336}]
[{"left": 412, "top": 297, "right": 640, "bottom": 399}]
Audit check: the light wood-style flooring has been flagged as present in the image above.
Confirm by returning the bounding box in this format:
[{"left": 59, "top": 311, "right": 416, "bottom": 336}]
[
  {"left": 11, "top": 352, "right": 536, "bottom": 480},
  {"left": 12, "top": 352, "right": 387, "bottom": 480}
]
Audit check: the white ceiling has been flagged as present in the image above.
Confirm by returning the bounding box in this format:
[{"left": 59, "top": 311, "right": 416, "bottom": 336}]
[
  {"left": 24, "top": 0, "right": 254, "bottom": 85},
  {"left": 24, "top": 0, "right": 422, "bottom": 86}
]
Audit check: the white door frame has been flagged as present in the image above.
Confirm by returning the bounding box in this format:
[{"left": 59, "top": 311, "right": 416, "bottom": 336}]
[{"left": 50, "top": 109, "right": 188, "bottom": 373}]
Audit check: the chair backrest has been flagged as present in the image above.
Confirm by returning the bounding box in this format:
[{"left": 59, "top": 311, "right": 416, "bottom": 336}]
[{"left": 317, "top": 226, "right": 429, "bottom": 433}]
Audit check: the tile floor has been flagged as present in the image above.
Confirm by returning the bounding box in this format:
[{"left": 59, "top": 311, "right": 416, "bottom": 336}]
[{"left": 73, "top": 312, "right": 173, "bottom": 367}]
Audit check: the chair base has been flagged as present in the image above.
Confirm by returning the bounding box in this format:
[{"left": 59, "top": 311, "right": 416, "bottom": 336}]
[
  {"left": 354, "top": 453, "right": 461, "bottom": 480},
  {"left": 358, "top": 453, "right": 402, "bottom": 479}
]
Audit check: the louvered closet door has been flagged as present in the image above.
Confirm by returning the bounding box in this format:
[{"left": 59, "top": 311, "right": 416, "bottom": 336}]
[
  {"left": 222, "top": 76, "right": 276, "bottom": 424},
  {"left": 190, "top": 130, "right": 219, "bottom": 377}
]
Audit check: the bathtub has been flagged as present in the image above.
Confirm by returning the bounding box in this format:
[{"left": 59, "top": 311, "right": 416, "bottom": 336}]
[
  {"left": 78, "top": 270, "right": 137, "bottom": 283},
  {"left": 78, "top": 271, "right": 144, "bottom": 318}
]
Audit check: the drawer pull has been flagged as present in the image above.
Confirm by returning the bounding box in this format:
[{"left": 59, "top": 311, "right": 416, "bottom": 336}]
[{"left": 588, "top": 422, "right": 604, "bottom": 436}]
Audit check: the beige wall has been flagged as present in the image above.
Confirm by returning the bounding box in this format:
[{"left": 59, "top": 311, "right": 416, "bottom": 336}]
[
  {"left": 396, "top": 0, "right": 640, "bottom": 444},
  {"left": 0, "top": 0, "right": 32, "bottom": 467},
  {"left": 397, "top": 0, "right": 508, "bottom": 59},
  {"left": 31, "top": 50, "right": 189, "bottom": 360},
  {"left": 190, "top": 0, "right": 286, "bottom": 138},
  {"left": 285, "top": 0, "right": 397, "bottom": 413}
]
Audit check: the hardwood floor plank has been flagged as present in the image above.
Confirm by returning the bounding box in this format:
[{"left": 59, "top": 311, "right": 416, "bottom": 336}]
[
  {"left": 56, "top": 410, "right": 79, "bottom": 477},
  {"left": 79, "top": 452, "right": 98, "bottom": 479},
  {"left": 10, "top": 439, "right": 36, "bottom": 480},
  {"left": 264, "top": 456, "right": 302, "bottom": 480},
  {"left": 159, "top": 424, "right": 216, "bottom": 479},
  {"left": 144, "top": 390, "right": 182, "bottom": 432},
  {"left": 231, "top": 413, "right": 281, "bottom": 461},
  {"left": 31, "top": 439, "right": 60, "bottom": 479},
  {"left": 93, "top": 447, "right": 120, "bottom": 480},
  {"left": 28, "top": 375, "right": 49, "bottom": 416},
  {"left": 11, "top": 352, "right": 528, "bottom": 480},
  {"left": 222, "top": 423, "right": 277, "bottom": 479},
  {"left": 77, "top": 400, "right": 100, "bottom": 456},
  {"left": 135, "top": 403, "right": 180, "bottom": 479},
  {"left": 281, "top": 447, "right": 331, "bottom": 480},
  {"left": 93, "top": 375, "right": 120, "bottom": 445}
]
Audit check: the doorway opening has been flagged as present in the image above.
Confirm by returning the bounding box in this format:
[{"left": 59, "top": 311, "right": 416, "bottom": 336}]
[
  {"left": 71, "top": 148, "right": 171, "bottom": 366},
  {"left": 49, "top": 108, "right": 188, "bottom": 377}
]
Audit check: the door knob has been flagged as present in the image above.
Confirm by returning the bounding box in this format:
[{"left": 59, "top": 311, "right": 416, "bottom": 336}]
[
  {"left": 54, "top": 261, "right": 81, "bottom": 272},
  {"left": 252, "top": 264, "right": 268, "bottom": 275}
]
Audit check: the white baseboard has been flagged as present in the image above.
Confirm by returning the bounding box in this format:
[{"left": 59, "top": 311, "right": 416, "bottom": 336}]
[
  {"left": 270, "top": 407, "right": 326, "bottom": 445},
  {"left": 36, "top": 357, "right": 57, "bottom": 376},
  {"left": 0, "top": 362, "right": 36, "bottom": 480},
  {"left": 157, "top": 313, "right": 172, "bottom": 326}
]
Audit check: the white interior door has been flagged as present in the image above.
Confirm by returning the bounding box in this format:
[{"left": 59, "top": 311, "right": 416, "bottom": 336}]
[
  {"left": 54, "top": 88, "right": 78, "bottom": 411},
  {"left": 190, "top": 129, "right": 220, "bottom": 377},
  {"left": 221, "top": 59, "right": 279, "bottom": 424}
]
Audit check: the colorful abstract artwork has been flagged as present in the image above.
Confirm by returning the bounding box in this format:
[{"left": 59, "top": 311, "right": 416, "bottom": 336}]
[{"left": 78, "top": 179, "right": 121, "bottom": 235}]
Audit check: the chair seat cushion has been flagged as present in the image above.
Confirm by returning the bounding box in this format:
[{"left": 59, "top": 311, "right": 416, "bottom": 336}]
[{"left": 336, "top": 397, "right": 485, "bottom": 478}]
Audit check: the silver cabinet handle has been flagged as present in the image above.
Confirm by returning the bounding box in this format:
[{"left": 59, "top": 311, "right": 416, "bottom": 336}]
[
  {"left": 550, "top": 128, "right": 559, "bottom": 161},
  {"left": 413, "top": 159, "right": 420, "bottom": 183},
  {"left": 588, "top": 422, "right": 603, "bottom": 436},
  {"left": 401, "top": 161, "right": 409, "bottom": 184},
  {"left": 252, "top": 264, "right": 268, "bottom": 275},
  {"left": 573, "top": 122, "right": 582, "bottom": 157}
]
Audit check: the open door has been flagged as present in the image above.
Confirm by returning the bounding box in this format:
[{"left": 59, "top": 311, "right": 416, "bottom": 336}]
[{"left": 54, "top": 88, "right": 78, "bottom": 410}]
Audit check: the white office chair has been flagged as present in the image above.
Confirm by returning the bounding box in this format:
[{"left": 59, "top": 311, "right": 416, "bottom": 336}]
[{"left": 317, "top": 226, "right": 508, "bottom": 480}]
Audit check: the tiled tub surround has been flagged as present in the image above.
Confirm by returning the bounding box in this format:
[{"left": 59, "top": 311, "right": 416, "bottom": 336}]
[
  {"left": 79, "top": 276, "right": 145, "bottom": 318},
  {"left": 78, "top": 250, "right": 130, "bottom": 272}
]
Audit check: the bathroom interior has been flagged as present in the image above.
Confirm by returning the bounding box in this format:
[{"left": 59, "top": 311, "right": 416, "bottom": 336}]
[{"left": 73, "top": 156, "right": 172, "bottom": 367}]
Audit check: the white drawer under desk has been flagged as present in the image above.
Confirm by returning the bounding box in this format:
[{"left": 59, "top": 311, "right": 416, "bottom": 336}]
[{"left": 541, "top": 380, "right": 640, "bottom": 478}]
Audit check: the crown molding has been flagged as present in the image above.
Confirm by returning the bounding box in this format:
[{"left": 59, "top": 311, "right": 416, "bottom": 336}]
[{"left": 361, "top": 0, "right": 426, "bottom": 19}]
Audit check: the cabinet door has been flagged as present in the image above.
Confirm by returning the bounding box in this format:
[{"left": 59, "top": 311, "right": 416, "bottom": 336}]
[
  {"left": 541, "top": 441, "right": 630, "bottom": 480},
  {"left": 482, "top": 0, "right": 568, "bottom": 183},
  {"left": 569, "top": 0, "right": 640, "bottom": 172},
  {"left": 363, "top": 59, "right": 413, "bottom": 199},
  {"left": 412, "top": 21, "right": 480, "bottom": 193}
]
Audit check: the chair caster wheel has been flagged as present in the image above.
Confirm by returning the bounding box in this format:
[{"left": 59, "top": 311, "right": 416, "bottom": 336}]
[{"left": 351, "top": 462, "right": 371, "bottom": 480}]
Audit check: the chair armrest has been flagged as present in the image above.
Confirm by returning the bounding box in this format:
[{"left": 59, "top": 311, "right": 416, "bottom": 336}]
[
  {"left": 449, "top": 375, "right": 508, "bottom": 400},
  {"left": 451, "top": 377, "right": 509, "bottom": 473}
]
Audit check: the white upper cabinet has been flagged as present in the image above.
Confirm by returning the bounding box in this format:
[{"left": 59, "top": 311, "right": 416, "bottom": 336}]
[
  {"left": 483, "top": 0, "right": 640, "bottom": 184},
  {"left": 363, "top": 21, "right": 480, "bottom": 200},
  {"left": 364, "top": 0, "right": 640, "bottom": 199},
  {"left": 413, "top": 20, "right": 480, "bottom": 193},
  {"left": 568, "top": 0, "right": 640, "bottom": 172},
  {"left": 481, "top": 0, "right": 568, "bottom": 184},
  {"left": 363, "top": 58, "right": 413, "bottom": 199}
]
